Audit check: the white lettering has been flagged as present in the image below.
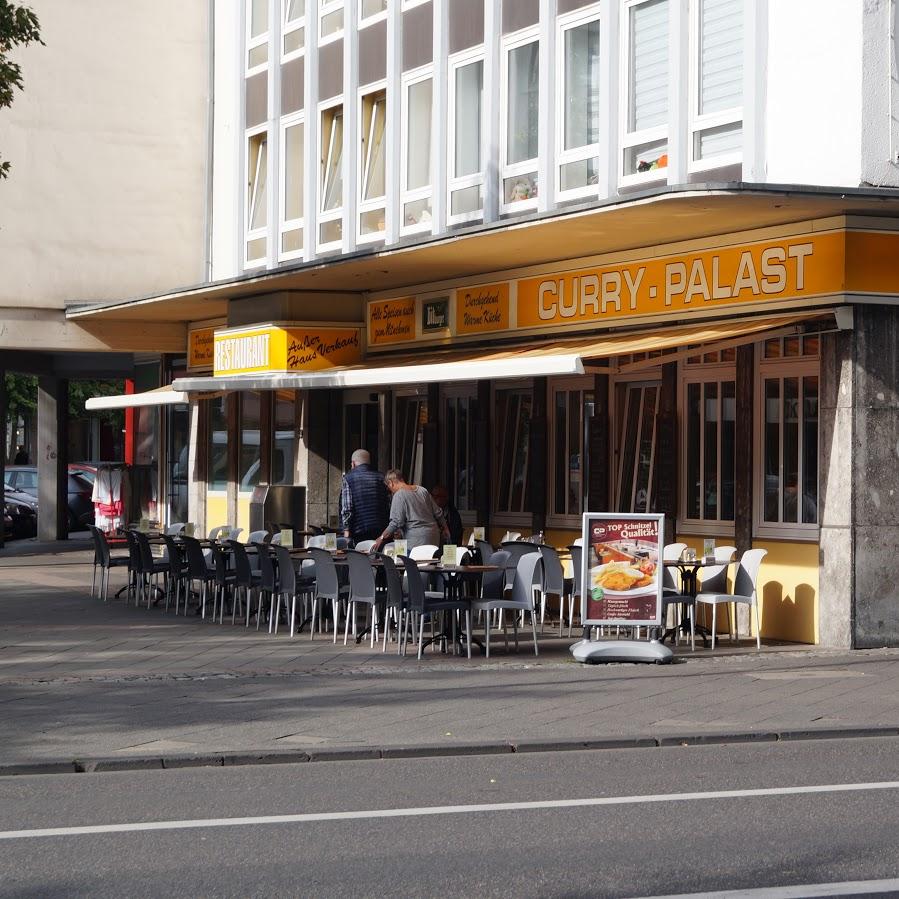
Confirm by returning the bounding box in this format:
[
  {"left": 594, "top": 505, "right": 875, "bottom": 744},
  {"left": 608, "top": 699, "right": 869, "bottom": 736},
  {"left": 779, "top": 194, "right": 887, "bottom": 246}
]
[
  {"left": 788, "top": 242, "right": 813, "bottom": 290},
  {"left": 623, "top": 268, "right": 644, "bottom": 310},
  {"left": 761, "top": 247, "right": 787, "bottom": 294},
  {"left": 538, "top": 281, "right": 558, "bottom": 320},
  {"left": 580, "top": 274, "right": 600, "bottom": 316},
  {"left": 732, "top": 251, "right": 761, "bottom": 296},
  {"left": 711, "top": 256, "right": 730, "bottom": 299},
  {"left": 600, "top": 272, "right": 622, "bottom": 313},
  {"left": 685, "top": 259, "right": 710, "bottom": 304},
  {"left": 665, "top": 262, "right": 687, "bottom": 306},
  {"left": 559, "top": 278, "right": 578, "bottom": 318}
]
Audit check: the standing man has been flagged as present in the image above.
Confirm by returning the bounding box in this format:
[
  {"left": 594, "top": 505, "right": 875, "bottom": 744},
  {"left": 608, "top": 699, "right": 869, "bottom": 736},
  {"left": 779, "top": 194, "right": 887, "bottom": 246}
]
[
  {"left": 340, "top": 449, "right": 389, "bottom": 545},
  {"left": 430, "top": 484, "right": 463, "bottom": 545}
]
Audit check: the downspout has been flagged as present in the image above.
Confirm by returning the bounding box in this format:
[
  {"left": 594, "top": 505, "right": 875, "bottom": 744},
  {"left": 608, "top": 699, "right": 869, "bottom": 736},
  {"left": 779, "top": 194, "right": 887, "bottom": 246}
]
[{"left": 204, "top": 0, "right": 216, "bottom": 283}]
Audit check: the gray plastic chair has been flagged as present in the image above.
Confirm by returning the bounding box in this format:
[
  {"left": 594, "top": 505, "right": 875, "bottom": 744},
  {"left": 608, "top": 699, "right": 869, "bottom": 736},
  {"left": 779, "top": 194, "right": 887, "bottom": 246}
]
[
  {"left": 378, "top": 553, "right": 407, "bottom": 653},
  {"left": 537, "top": 545, "right": 566, "bottom": 634},
  {"left": 696, "top": 548, "right": 767, "bottom": 650},
  {"left": 308, "top": 547, "right": 348, "bottom": 641},
  {"left": 344, "top": 550, "right": 380, "bottom": 648},
  {"left": 567, "top": 544, "right": 583, "bottom": 637}
]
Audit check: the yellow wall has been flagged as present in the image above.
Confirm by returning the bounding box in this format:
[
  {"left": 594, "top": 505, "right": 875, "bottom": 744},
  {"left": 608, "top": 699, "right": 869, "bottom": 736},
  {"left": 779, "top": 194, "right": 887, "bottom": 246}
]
[
  {"left": 206, "top": 493, "right": 229, "bottom": 538},
  {"left": 237, "top": 494, "right": 252, "bottom": 540}
]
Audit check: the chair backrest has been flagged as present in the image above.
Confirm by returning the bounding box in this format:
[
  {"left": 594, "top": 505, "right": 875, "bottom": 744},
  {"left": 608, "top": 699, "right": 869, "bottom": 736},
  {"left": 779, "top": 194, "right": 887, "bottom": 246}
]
[
  {"left": 481, "top": 550, "right": 511, "bottom": 600},
  {"left": 733, "top": 548, "right": 767, "bottom": 598},
  {"left": 510, "top": 552, "right": 543, "bottom": 610},
  {"left": 180, "top": 535, "right": 210, "bottom": 579},
  {"left": 252, "top": 542, "right": 276, "bottom": 591},
  {"left": 377, "top": 553, "right": 404, "bottom": 609},
  {"left": 228, "top": 527, "right": 244, "bottom": 541},
  {"left": 399, "top": 555, "right": 427, "bottom": 612},
  {"left": 268, "top": 532, "right": 281, "bottom": 545},
  {"left": 698, "top": 545, "right": 738, "bottom": 594},
  {"left": 124, "top": 530, "right": 141, "bottom": 573},
  {"left": 207, "top": 525, "right": 229, "bottom": 540},
  {"left": 474, "top": 539, "right": 494, "bottom": 564},
  {"left": 662, "top": 543, "right": 688, "bottom": 562},
  {"left": 410, "top": 544, "right": 439, "bottom": 561},
  {"left": 133, "top": 531, "right": 156, "bottom": 572},
  {"left": 88, "top": 525, "right": 109, "bottom": 566},
  {"left": 455, "top": 547, "right": 471, "bottom": 566},
  {"left": 273, "top": 544, "right": 296, "bottom": 594},
  {"left": 501, "top": 531, "right": 522, "bottom": 543},
  {"left": 227, "top": 539, "right": 253, "bottom": 587},
  {"left": 568, "top": 545, "right": 583, "bottom": 597},
  {"left": 538, "top": 545, "right": 565, "bottom": 594},
  {"left": 309, "top": 547, "right": 339, "bottom": 600},
  {"left": 572, "top": 537, "right": 584, "bottom": 547},
  {"left": 355, "top": 539, "right": 376, "bottom": 553},
  {"left": 248, "top": 530, "right": 268, "bottom": 544},
  {"left": 161, "top": 534, "right": 183, "bottom": 576},
  {"left": 164, "top": 522, "right": 186, "bottom": 536},
  {"left": 208, "top": 541, "right": 228, "bottom": 585},
  {"left": 345, "top": 549, "right": 377, "bottom": 605}
]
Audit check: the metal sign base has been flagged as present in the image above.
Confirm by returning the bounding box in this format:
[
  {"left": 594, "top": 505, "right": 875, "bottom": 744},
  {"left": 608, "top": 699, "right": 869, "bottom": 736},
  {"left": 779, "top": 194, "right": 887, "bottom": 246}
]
[{"left": 570, "top": 639, "right": 674, "bottom": 665}]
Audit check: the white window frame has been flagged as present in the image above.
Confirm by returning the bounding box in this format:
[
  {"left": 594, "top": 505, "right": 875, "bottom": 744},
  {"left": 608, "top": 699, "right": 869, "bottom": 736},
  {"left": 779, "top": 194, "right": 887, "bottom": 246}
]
[
  {"left": 279, "top": 111, "right": 305, "bottom": 262},
  {"left": 357, "top": 82, "right": 388, "bottom": 245},
  {"left": 548, "top": 375, "right": 594, "bottom": 529},
  {"left": 500, "top": 27, "right": 540, "bottom": 215},
  {"left": 619, "top": 0, "right": 669, "bottom": 188},
  {"left": 402, "top": 0, "right": 430, "bottom": 9},
  {"left": 281, "top": 0, "right": 305, "bottom": 62},
  {"left": 359, "top": 0, "right": 388, "bottom": 28},
  {"left": 677, "top": 359, "right": 737, "bottom": 537},
  {"left": 400, "top": 66, "right": 434, "bottom": 237},
  {"left": 319, "top": 0, "right": 344, "bottom": 45},
  {"left": 555, "top": 6, "right": 601, "bottom": 203},
  {"left": 246, "top": 0, "right": 270, "bottom": 76},
  {"left": 688, "top": 0, "right": 743, "bottom": 173},
  {"left": 447, "top": 47, "right": 486, "bottom": 226},
  {"left": 492, "top": 378, "right": 534, "bottom": 528},
  {"left": 244, "top": 124, "right": 269, "bottom": 269},
  {"left": 754, "top": 354, "right": 820, "bottom": 542},
  {"left": 317, "top": 99, "right": 344, "bottom": 253}
]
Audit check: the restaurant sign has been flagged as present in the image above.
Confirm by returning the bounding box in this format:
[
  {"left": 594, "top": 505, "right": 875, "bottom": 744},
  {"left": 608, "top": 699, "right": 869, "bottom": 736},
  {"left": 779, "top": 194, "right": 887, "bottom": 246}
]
[
  {"left": 581, "top": 513, "right": 664, "bottom": 627},
  {"left": 213, "top": 324, "right": 362, "bottom": 376},
  {"left": 422, "top": 297, "right": 450, "bottom": 332},
  {"left": 188, "top": 327, "right": 215, "bottom": 370}
]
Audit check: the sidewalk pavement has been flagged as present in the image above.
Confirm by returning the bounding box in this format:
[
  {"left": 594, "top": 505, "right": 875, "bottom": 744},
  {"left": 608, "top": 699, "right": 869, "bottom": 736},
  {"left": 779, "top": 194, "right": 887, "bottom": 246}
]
[{"left": 4, "top": 545, "right": 899, "bottom": 769}]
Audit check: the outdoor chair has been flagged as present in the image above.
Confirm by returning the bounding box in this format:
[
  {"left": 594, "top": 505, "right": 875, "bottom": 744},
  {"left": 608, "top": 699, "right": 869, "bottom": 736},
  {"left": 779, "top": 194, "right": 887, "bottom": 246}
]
[
  {"left": 498, "top": 541, "right": 540, "bottom": 593},
  {"left": 308, "top": 547, "right": 349, "bottom": 641},
  {"left": 537, "top": 545, "right": 566, "bottom": 634},
  {"left": 251, "top": 542, "right": 278, "bottom": 633},
  {"left": 355, "top": 539, "right": 376, "bottom": 552},
  {"left": 207, "top": 525, "right": 231, "bottom": 540},
  {"left": 247, "top": 530, "right": 268, "bottom": 544},
  {"left": 180, "top": 535, "right": 217, "bottom": 618},
  {"left": 226, "top": 539, "right": 262, "bottom": 625},
  {"left": 473, "top": 538, "right": 494, "bottom": 565},
  {"left": 378, "top": 553, "right": 407, "bottom": 653},
  {"left": 409, "top": 544, "right": 439, "bottom": 561},
  {"left": 123, "top": 530, "right": 142, "bottom": 605},
  {"left": 567, "top": 544, "right": 583, "bottom": 637},
  {"left": 160, "top": 534, "right": 189, "bottom": 614},
  {"left": 274, "top": 544, "right": 314, "bottom": 637},
  {"left": 164, "top": 523, "right": 186, "bottom": 536},
  {"left": 88, "top": 525, "right": 129, "bottom": 601},
  {"left": 134, "top": 531, "right": 169, "bottom": 609},
  {"left": 344, "top": 550, "right": 380, "bottom": 648},
  {"left": 208, "top": 541, "right": 237, "bottom": 624},
  {"left": 470, "top": 551, "right": 540, "bottom": 658},
  {"left": 401, "top": 555, "right": 472, "bottom": 660},
  {"left": 695, "top": 548, "right": 767, "bottom": 650}
]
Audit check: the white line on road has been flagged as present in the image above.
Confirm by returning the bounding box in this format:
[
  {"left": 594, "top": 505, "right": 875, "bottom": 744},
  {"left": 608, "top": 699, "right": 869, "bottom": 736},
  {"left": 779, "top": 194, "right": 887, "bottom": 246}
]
[
  {"left": 636, "top": 877, "right": 899, "bottom": 897},
  {"left": 2, "top": 779, "right": 899, "bottom": 841}
]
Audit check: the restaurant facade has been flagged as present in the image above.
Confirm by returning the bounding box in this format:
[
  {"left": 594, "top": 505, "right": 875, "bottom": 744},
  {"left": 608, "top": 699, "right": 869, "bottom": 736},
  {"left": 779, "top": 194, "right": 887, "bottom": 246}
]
[{"left": 72, "top": 0, "right": 899, "bottom": 649}]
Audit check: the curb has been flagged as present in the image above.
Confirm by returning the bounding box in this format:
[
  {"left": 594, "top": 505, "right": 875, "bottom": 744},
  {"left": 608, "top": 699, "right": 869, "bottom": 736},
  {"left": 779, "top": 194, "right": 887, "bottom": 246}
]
[{"left": 4, "top": 725, "right": 899, "bottom": 777}]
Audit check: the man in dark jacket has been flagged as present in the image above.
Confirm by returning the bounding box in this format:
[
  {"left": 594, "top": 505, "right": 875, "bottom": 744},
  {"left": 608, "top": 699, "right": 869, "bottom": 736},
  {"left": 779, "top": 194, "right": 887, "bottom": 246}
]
[{"left": 340, "top": 449, "right": 389, "bottom": 544}]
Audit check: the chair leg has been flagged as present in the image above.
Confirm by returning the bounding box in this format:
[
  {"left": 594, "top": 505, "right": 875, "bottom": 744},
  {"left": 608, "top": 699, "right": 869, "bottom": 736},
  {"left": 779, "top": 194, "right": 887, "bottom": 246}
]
[
  {"left": 91, "top": 563, "right": 97, "bottom": 598},
  {"left": 690, "top": 604, "right": 695, "bottom": 652},
  {"left": 465, "top": 610, "right": 472, "bottom": 659},
  {"left": 417, "top": 613, "right": 425, "bottom": 660},
  {"left": 485, "top": 616, "right": 490, "bottom": 658},
  {"left": 531, "top": 609, "right": 539, "bottom": 656},
  {"left": 754, "top": 601, "right": 761, "bottom": 650},
  {"left": 344, "top": 602, "right": 352, "bottom": 645},
  {"left": 711, "top": 603, "right": 717, "bottom": 651}
]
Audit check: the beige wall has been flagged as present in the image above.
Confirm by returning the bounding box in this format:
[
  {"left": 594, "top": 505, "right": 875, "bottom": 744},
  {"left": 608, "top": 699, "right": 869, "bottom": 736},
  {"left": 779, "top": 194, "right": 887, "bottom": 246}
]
[{"left": 0, "top": 0, "right": 209, "bottom": 331}]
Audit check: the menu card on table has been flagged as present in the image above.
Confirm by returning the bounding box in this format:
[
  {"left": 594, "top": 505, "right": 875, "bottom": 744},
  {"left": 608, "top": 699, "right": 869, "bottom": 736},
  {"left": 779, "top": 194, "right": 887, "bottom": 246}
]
[
  {"left": 184, "top": 522, "right": 195, "bottom": 537},
  {"left": 473, "top": 526, "right": 485, "bottom": 541},
  {"left": 280, "top": 528, "right": 294, "bottom": 549},
  {"left": 138, "top": 517, "right": 150, "bottom": 533},
  {"left": 394, "top": 539, "right": 407, "bottom": 558},
  {"left": 441, "top": 544, "right": 457, "bottom": 566},
  {"left": 324, "top": 532, "right": 338, "bottom": 551},
  {"left": 703, "top": 538, "right": 715, "bottom": 562}
]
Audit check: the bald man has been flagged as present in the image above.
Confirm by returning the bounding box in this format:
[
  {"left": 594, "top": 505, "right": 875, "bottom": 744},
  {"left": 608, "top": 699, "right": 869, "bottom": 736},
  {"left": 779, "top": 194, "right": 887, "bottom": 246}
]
[{"left": 340, "top": 449, "right": 389, "bottom": 544}]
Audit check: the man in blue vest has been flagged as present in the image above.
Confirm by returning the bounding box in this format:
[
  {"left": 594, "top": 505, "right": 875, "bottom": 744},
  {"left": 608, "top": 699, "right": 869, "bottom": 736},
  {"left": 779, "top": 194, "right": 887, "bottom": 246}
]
[{"left": 340, "top": 449, "right": 390, "bottom": 545}]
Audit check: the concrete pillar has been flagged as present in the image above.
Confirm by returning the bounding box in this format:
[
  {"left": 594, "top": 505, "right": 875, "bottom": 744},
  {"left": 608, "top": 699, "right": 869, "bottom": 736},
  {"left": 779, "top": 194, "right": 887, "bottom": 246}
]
[
  {"left": 37, "top": 376, "right": 69, "bottom": 541},
  {"left": 186, "top": 400, "right": 205, "bottom": 535}
]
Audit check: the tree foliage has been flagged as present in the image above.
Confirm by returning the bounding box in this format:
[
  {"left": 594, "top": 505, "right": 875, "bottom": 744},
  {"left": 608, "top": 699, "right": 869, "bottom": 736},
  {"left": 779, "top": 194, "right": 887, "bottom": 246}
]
[{"left": 0, "top": 1, "right": 42, "bottom": 179}]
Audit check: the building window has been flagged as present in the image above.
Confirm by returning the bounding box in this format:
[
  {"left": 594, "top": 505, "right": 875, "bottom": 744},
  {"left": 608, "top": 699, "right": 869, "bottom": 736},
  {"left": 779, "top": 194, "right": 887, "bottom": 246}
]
[
  {"left": 448, "top": 52, "right": 484, "bottom": 224},
  {"left": 682, "top": 374, "right": 736, "bottom": 527},
  {"left": 360, "top": 0, "right": 388, "bottom": 26},
  {"left": 319, "top": 0, "right": 344, "bottom": 43},
  {"left": 358, "top": 87, "right": 387, "bottom": 242},
  {"left": 245, "top": 128, "right": 268, "bottom": 266},
  {"left": 494, "top": 385, "right": 533, "bottom": 518},
  {"left": 246, "top": 0, "right": 269, "bottom": 73},
  {"left": 443, "top": 389, "right": 478, "bottom": 515},
  {"left": 614, "top": 380, "right": 659, "bottom": 514},
  {"left": 239, "top": 392, "right": 262, "bottom": 492},
  {"left": 402, "top": 71, "right": 433, "bottom": 235},
  {"left": 550, "top": 380, "right": 594, "bottom": 526},
  {"left": 282, "top": 0, "right": 305, "bottom": 58},
  {"left": 280, "top": 115, "right": 304, "bottom": 259},
  {"left": 394, "top": 392, "right": 427, "bottom": 486},
  {"left": 690, "top": 0, "right": 743, "bottom": 170},
  {"left": 621, "top": 0, "right": 669, "bottom": 183},
  {"left": 756, "top": 337, "right": 819, "bottom": 539},
  {"left": 208, "top": 396, "right": 229, "bottom": 493},
  {"left": 318, "top": 103, "right": 343, "bottom": 250},
  {"left": 273, "top": 391, "right": 297, "bottom": 485},
  {"left": 557, "top": 9, "right": 600, "bottom": 200},
  {"left": 501, "top": 32, "right": 539, "bottom": 211}
]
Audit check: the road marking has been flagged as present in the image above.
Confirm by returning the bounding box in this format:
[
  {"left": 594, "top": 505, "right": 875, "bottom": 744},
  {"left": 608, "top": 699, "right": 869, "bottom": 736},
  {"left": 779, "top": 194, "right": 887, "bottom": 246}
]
[
  {"left": 2, "top": 780, "right": 899, "bottom": 841},
  {"left": 636, "top": 877, "right": 899, "bottom": 897}
]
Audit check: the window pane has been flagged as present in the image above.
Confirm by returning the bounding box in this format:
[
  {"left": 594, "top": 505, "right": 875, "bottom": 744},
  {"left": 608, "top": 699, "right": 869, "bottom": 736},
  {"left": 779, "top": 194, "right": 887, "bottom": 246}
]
[
  {"left": 458, "top": 400, "right": 470, "bottom": 510},
  {"left": 763, "top": 379, "right": 780, "bottom": 522},
  {"left": 564, "top": 19, "right": 600, "bottom": 151},
  {"left": 699, "top": 0, "right": 743, "bottom": 116},
  {"left": 406, "top": 78, "right": 433, "bottom": 191},
  {"left": 239, "top": 392, "right": 261, "bottom": 491},
  {"left": 359, "top": 207, "right": 386, "bottom": 234},
  {"left": 361, "top": 0, "right": 387, "bottom": 18},
  {"left": 361, "top": 93, "right": 386, "bottom": 201},
  {"left": 248, "top": 42, "right": 268, "bottom": 68},
  {"left": 248, "top": 134, "right": 268, "bottom": 230},
  {"left": 634, "top": 386, "right": 656, "bottom": 513},
  {"left": 251, "top": 0, "right": 268, "bottom": 37},
  {"left": 281, "top": 228, "right": 303, "bottom": 253},
  {"left": 702, "top": 382, "right": 718, "bottom": 519},
  {"left": 782, "top": 377, "right": 799, "bottom": 523},
  {"left": 686, "top": 383, "right": 701, "bottom": 518},
  {"left": 496, "top": 389, "right": 532, "bottom": 513},
  {"left": 283, "top": 26, "right": 304, "bottom": 54},
  {"left": 321, "top": 108, "right": 343, "bottom": 211},
  {"left": 455, "top": 60, "right": 483, "bottom": 177},
  {"left": 554, "top": 391, "right": 567, "bottom": 516},
  {"left": 273, "top": 392, "right": 296, "bottom": 485},
  {"left": 567, "top": 390, "right": 583, "bottom": 515},
  {"left": 283, "top": 122, "right": 304, "bottom": 222},
  {"left": 451, "top": 184, "right": 482, "bottom": 216},
  {"left": 617, "top": 386, "right": 639, "bottom": 512},
  {"left": 624, "top": 139, "right": 667, "bottom": 176},
  {"left": 286, "top": 0, "right": 304, "bottom": 23},
  {"left": 503, "top": 173, "right": 538, "bottom": 204},
  {"left": 208, "top": 396, "right": 229, "bottom": 492},
  {"left": 506, "top": 40, "right": 539, "bottom": 164},
  {"left": 695, "top": 122, "right": 742, "bottom": 159},
  {"left": 629, "top": 0, "right": 668, "bottom": 132},
  {"left": 403, "top": 197, "right": 432, "bottom": 228},
  {"left": 721, "top": 380, "right": 735, "bottom": 520},
  {"left": 560, "top": 157, "right": 599, "bottom": 192},
  {"left": 319, "top": 218, "right": 342, "bottom": 244},
  {"left": 246, "top": 236, "right": 267, "bottom": 260},
  {"left": 321, "top": 8, "right": 343, "bottom": 37},
  {"left": 802, "top": 376, "right": 819, "bottom": 524}
]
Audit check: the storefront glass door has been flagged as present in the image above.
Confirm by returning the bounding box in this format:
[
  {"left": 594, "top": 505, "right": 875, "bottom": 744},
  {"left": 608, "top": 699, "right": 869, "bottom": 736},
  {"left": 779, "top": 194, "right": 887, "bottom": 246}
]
[
  {"left": 165, "top": 403, "right": 190, "bottom": 525},
  {"left": 344, "top": 395, "right": 380, "bottom": 471},
  {"left": 615, "top": 381, "right": 659, "bottom": 514}
]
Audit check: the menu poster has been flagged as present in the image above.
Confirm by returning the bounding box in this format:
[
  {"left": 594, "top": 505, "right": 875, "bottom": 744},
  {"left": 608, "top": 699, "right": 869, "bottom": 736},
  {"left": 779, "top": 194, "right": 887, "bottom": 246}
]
[{"left": 581, "top": 513, "right": 665, "bottom": 626}]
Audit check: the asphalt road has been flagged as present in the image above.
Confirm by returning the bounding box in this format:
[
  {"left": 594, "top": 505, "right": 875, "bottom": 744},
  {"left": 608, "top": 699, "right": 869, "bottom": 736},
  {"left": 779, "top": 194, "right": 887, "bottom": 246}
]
[{"left": 3, "top": 737, "right": 899, "bottom": 898}]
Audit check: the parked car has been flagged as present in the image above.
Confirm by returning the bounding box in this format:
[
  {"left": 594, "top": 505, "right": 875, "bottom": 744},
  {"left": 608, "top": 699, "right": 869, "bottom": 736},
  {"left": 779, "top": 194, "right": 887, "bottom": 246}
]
[
  {"left": 3, "top": 491, "right": 38, "bottom": 540},
  {"left": 3, "top": 466, "right": 95, "bottom": 531}
]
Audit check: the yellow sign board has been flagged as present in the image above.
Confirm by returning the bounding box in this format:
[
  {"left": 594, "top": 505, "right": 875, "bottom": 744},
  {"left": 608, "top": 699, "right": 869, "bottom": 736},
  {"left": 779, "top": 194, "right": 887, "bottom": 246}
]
[
  {"left": 188, "top": 328, "right": 215, "bottom": 370},
  {"left": 213, "top": 325, "right": 362, "bottom": 377},
  {"left": 368, "top": 297, "right": 416, "bottom": 345},
  {"left": 517, "top": 232, "right": 846, "bottom": 329},
  {"left": 456, "top": 283, "right": 510, "bottom": 335}
]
